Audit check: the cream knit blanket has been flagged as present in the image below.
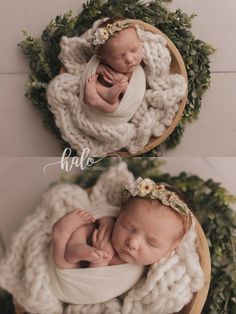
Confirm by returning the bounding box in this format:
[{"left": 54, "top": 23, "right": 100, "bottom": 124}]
[
  {"left": 0, "top": 162, "right": 204, "bottom": 314},
  {"left": 46, "top": 19, "right": 187, "bottom": 156}
]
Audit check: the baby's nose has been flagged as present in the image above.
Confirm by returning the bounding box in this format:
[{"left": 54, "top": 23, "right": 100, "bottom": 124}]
[
  {"left": 125, "top": 53, "right": 134, "bottom": 64},
  {"left": 126, "top": 238, "right": 139, "bottom": 250}
]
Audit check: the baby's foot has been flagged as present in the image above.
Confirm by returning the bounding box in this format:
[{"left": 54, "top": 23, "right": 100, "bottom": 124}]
[
  {"left": 84, "top": 74, "right": 100, "bottom": 106},
  {"left": 67, "top": 244, "right": 111, "bottom": 264},
  {"left": 106, "top": 81, "right": 128, "bottom": 104},
  {"left": 53, "top": 209, "right": 95, "bottom": 236}
]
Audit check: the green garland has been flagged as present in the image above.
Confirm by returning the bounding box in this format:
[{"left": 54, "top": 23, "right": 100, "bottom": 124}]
[
  {"left": 19, "top": 0, "right": 214, "bottom": 155},
  {"left": 71, "top": 158, "right": 236, "bottom": 314}
]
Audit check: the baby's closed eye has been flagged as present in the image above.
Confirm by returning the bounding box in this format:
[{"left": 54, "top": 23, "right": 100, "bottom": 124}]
[
  {"left": 121, "top": 223, "right": 134, "bottom": 232},
  {"left": 146, "top": 239, "right": 160, "bottom": 248}
]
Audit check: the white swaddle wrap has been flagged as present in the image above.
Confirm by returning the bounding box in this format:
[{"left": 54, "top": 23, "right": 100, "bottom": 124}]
[
  {"left": 48, "top": 249, "right": 144, "bottom": 304},
  {"left": 80, "top": 55, "right": 146, "bottom": 126}
]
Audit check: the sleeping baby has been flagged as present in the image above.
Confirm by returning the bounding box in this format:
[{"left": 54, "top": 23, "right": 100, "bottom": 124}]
[
  {"left": 52, "top": 178, "right": 193, "bottom": 273},
  {"left": 80, "top": 18, "right": 146, "bottom": 124}
]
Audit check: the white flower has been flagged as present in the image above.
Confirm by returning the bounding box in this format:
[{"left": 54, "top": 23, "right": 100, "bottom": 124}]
[
  {"left": 137, "top": 178, "right": 154, "bottom": 197},
  {"left": 125, "top": 181, "right": 138, "bottom": 197},
  {"left": 93, "top": 27, "right": 109, "bottom": 46},
  {"left": 106, "top": 23, "right": 113, "bottom": 32},
  {"left": 98, "top": 28, "right": 109, "bottom": 41}
]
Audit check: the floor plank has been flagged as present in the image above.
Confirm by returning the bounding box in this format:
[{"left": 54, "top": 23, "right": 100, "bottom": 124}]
[
  {"left": 164, "top": 73, "right": 236, "bottom": 156},
  {"left": 0, "top": 74, "right": 61, "bottom": 156},
  {"left": 0, "top": 0, "right": 83, "bottom": 73}
]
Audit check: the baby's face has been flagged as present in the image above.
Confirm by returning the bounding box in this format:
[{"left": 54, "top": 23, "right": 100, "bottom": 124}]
[
  {"left": 112, "top": 199, "right": 183, "bottom": 265},
  {"left": 101, "top": 27, "right": 143, "bottom": 74}
]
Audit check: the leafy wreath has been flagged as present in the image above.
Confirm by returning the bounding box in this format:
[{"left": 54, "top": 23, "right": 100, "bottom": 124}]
[
  {"left": 71, "top": 158, "right": 236, "bottom": 314},
  {"left": 19, "top": 0, "right": 214, "bottom": 156}
]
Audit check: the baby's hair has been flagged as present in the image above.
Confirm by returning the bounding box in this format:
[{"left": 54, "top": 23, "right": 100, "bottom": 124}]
[
  {"left": 95, "top": 17, "right": 136, "bottom": 56},
  {"left": 121, "top": 182, "right": 193, "bottom": 240}
]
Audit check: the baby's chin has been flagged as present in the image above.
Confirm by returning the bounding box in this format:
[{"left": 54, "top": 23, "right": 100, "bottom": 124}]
[
  {"left": 117, "top": 250, "right": 161, "bottom": 266},
  {"left": 110, "top": 64, "right": 137, "bottom": 74},
  {"left": 117, "top": 249, "right": 143, "bottom": 265}
]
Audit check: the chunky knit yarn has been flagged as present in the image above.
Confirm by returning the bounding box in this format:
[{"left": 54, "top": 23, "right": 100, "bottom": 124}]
[
  {"left": 46, "top": 19, "right": 187, "bottom": 156},
  {"left": 0, "top": 163, "right": 204, "bottom": 314}
]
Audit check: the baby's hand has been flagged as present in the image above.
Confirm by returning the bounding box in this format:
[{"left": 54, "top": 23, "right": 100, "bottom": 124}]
[
  {"left": 90, "top": 220, "right": 115, "bottom": 267},
  {"left": 97, "top": 64, "right": 127, "bottom": 85},
  {"left": 103, "top": 67, "right": 128, "bottom": 85}
]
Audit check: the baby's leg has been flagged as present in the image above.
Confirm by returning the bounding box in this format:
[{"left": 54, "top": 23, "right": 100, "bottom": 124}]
[
  {"left": 65, "top": 224, "right": 110, "bottom": 266},
  {"left": 52, "top": 208, "right": 95, "bottom": 269},
  {"left": 83, "top": 74, "right": 125, "bottom": 113},
  {"left": 96, "top": 80, "right": 128, "bottom": 105}
]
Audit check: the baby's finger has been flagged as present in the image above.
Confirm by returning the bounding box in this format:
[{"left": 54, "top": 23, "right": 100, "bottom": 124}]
[
  {"left": 103, "top": 76, "right": 113, "bottom": 84},
  {"left": 92, "top": 229, "right": 98, "bottom": 246},
  {"left": 104, "top": 69, "right": 114, "bottom": 79},
  {"left": 97, "top": 224, "right": 106, "bottom": 241},
  {"left": 104, "top": 226, "right": 112, "bottom": 239}
]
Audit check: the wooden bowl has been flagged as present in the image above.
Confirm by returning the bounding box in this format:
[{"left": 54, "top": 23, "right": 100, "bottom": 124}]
[
  {"left": 59, "top": 19, "right": 188, "bottom": 156},
  {"left": 118, "top": 19, "right": 188, "bottom": 156},
  {"left": 13, "top": 217, "right": 210, "bottom": 314}
]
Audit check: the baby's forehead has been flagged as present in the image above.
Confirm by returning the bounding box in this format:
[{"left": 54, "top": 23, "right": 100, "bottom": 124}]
[
  {"left": 121, "top": 198, "right": 184, "bottom": 228},
  {"left": 106, "top": 27, "right": 139, "bottom": 47}
]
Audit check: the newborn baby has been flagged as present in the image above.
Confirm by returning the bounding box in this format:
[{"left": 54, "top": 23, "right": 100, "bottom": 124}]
[
  {"left": 52, "top": 179, "right": 193, "bottom": 269},
  {"left": 83, "top": 18, "right": 144, "bottom": 113}
]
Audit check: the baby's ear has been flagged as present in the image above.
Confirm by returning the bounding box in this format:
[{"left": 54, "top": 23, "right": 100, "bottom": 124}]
[{"left": 170, "top": 239, "right": 181, "bottom": 251}]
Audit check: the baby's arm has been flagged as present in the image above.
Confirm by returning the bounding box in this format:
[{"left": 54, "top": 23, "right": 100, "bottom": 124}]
[{"left": 52, "top": 209, "right": 95, "bottom": 269}]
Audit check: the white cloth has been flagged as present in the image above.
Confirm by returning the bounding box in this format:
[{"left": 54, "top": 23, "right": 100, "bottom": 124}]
[
  {"left": 48, "top": 248, "right": 144, "bottom": 304},
  {"left": 80, "top": 55, "right": 146, "bottom": 126},
  {"left": 46, "top": 19, "right": 187, "bottom": 156}
]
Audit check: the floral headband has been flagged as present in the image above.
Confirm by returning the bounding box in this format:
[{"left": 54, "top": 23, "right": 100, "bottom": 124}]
[
  {"left": 92, "top": 19, "right": 131, "bottom": 48},
  {"left": 122, "top": 177, "right": 193, "bottom": 219}
]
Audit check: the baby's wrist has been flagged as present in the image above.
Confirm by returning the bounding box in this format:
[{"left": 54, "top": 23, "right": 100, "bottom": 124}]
[{"left": 98, "top": 216, "right": 115, "bottom": 224}]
